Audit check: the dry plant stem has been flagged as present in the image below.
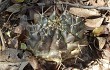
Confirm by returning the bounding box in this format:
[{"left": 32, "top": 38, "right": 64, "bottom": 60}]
[
  {"left": 57, "top": 63, "right": 64, "bottom": 70},
  {"left": 6, "top": 12, "right": 15, "bottom": 23},
  {"left": 57, "top": 63, "right": 61, "bottom": 70},
  {"left": 57, "top": 2, "right": 110, "bottom": 10},
  {"left": 0, "top": 29, "right": 5, "bottom": 51},
  {"left": 38, "top": 2, "right": 110, "bottom": 10}
]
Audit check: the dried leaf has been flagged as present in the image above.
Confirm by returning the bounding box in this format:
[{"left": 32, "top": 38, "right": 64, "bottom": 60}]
[
  {"left": 14, "top": 25, "right": 24, "bottom": 34},
  {"left": 0, "top": 62, "right": 25, "bottom": 70},
  {"left": 85, "top": 18, "right": 104, "bottom": 28},
  {"left": 28, "top": 56, "right": 39, "bottom": 70},
  {"left": 89, "top": 0, "right": 105, "bottom": 7},
  {"left": 0, "top": 48, "right": 29, "bottom": 62},
  {"left": 6, "top": 4, "right": 21, "bottom": 13},
  {"left": 97, "top": 37, "right": 106, "bottom": 50},
  {"left": 6, "top": 31, "right": 11, "bottom": 37},
  {"left": 92, "top": 26, "right": 105, "bottom": 36},
  {"left": 69, "top": 8, "right": 100, "bottom": 17},
  {"left": 0, "top": 49, "right": 32, "bottom": 70},
  {"left": 107, "top": 0, "right": 110, "bottom": 7},
  {"left": 105, "top": 16, "right": 110, "bottom": 23},
  {"left": 20, "top": 43, "right": 27, "bottom": 49},
  {"left": 106, "top": 23, "right": 110, "bottom": 32},
  {"left": 103, "top": 48, "right": 110, "bottom": 57}
]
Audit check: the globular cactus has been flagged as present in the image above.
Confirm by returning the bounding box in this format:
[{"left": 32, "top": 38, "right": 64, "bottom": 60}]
[{"left": 25, "top": 9, "right": 87, "bottom": 67}]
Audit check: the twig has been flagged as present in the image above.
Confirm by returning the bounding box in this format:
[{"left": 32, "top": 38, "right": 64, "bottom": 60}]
[
  {"left": 37, "top": 2, "right": 110, "bottom": 10},
  {"left": 6, "top": 12, "right": 15, "bottom": 23},
  {"left": 0, "top": 29, "right": 6, "bottom": 51},
  {"left": 57, "top": 2, "right": 110, "bottom": 10}
]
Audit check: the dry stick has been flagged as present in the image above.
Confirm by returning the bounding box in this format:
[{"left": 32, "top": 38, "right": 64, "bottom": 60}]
[
  {"left": 57, "top": 2, "right": 110, "bottom": 10},
  {"left": 0, "top": 29, "right": 5, "bottom": 51},
  {"left": 37, "top": 2, "right": 110, "bottom": 10}
]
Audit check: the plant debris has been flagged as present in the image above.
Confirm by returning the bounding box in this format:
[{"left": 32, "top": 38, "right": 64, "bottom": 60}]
[{"left": 0, "top": 0, "right": 110, "bottom": 70}]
